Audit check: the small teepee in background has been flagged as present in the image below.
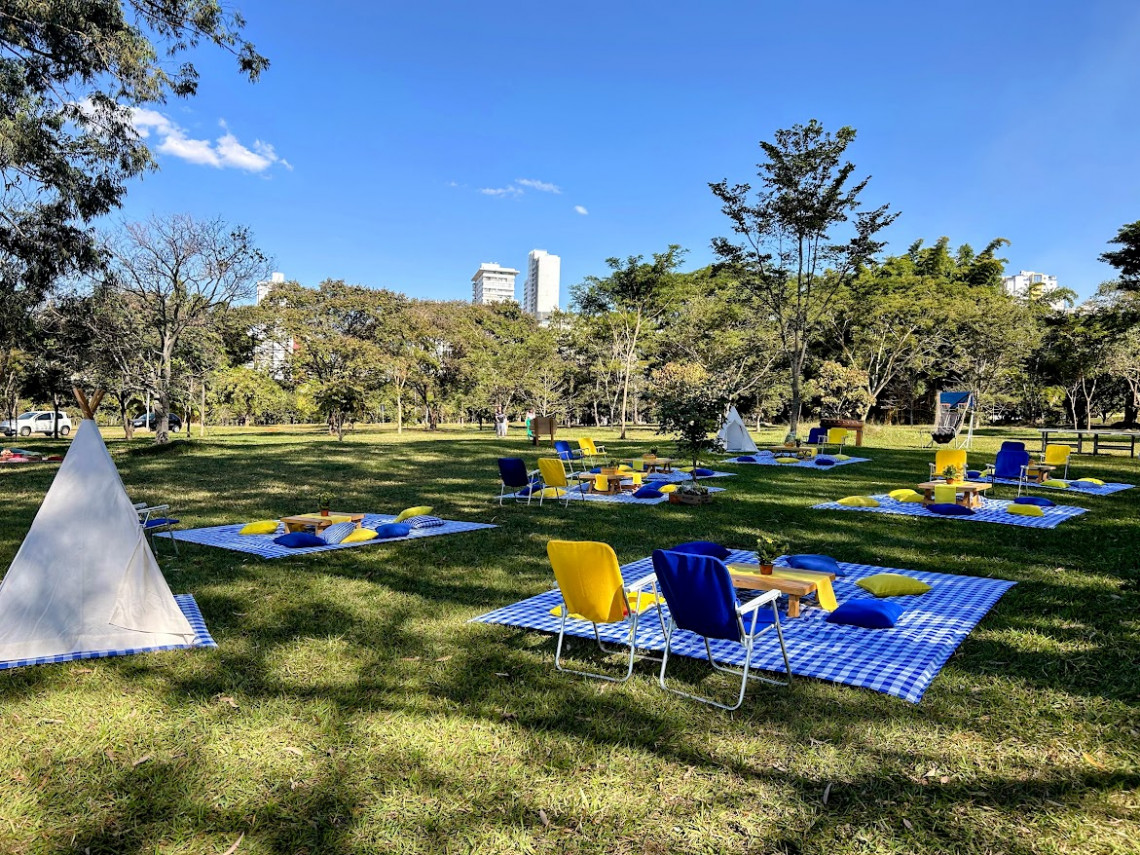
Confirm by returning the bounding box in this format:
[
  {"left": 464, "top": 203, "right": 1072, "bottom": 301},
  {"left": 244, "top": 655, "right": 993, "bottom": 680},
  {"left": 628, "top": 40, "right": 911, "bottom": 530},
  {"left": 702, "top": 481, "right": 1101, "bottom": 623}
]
[
  {"left": 717, "top": 405, "right": 758, "bottom": 454},
  {"left": 0, "top": 389, "right": 200, "bottom": 669}
]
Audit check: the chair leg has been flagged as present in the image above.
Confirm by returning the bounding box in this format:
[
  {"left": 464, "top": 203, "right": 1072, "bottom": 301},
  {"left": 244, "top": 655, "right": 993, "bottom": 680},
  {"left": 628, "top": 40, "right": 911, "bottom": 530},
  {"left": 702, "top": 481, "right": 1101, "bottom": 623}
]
[{"left": 554, "top": 610, "right": 637, "bottom": 683}]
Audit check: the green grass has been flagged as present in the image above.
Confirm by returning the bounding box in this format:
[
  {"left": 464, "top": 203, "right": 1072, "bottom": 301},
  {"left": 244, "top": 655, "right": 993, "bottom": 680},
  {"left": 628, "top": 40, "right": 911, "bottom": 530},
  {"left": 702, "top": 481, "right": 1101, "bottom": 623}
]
[{"left": 1, "top": 423, "right": 1137, "bottom": 854}]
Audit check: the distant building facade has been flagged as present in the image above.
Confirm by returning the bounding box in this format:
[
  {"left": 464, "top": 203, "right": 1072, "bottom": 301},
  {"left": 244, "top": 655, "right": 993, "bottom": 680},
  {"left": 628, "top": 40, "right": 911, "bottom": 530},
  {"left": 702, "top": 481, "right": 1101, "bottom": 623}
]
[
  {"left": 1002, "top": 270, "right": 1064, "bottom": 309},
  {"left": 522, "top": 249, "right": 561, "bottom": 321},
  {"left": 471, "top": 262, "right": 519, "bottom": 305},
  {"left": 252, "top": 272, "right": 293, "bottom": 379}
]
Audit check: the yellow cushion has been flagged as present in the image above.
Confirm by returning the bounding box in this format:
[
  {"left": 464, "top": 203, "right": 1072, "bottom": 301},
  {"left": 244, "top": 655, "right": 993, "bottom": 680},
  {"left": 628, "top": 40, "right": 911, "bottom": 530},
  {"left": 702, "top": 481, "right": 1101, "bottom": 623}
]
[
  {"left": 1006, "top": 503, "right": 1044, "bottom": 517},
  {"left": 342, "top": 527, "right": 378, "bottom": 543},
  {"left": 538, "top": 487, "right": 566, "bottom": 498},
  {"left": 888, "top": 488, "right": 919, "bottom": 501},
  {"left": 775, "top": 457, "right": 799, "bottom": 464},
  {"left": 1074, "top": 477, "right": 1104, "bottom": 486},
  {"left": 856, "top": 573, "right": 932, "bottom": 597},
  {"left": 239, "top": 520, "right": 279, "bottom": 535},
  {"left": 833, "top": 454, "right": 851, "bottom": 461},
  {"left": 838, "top": 496, "right": 880, "bottom": 507},
  {"left": 898, "top": 493, "right": 925, "bottom": 503},
  {"left": 1041, "top": 479, "right": 1069, "bottom": 489},
  {"left": 394, "top": 505, "right": 433, "bottom": 523},
  {"left": 658, "top": 484, "right": 678, "bottom": 493}
]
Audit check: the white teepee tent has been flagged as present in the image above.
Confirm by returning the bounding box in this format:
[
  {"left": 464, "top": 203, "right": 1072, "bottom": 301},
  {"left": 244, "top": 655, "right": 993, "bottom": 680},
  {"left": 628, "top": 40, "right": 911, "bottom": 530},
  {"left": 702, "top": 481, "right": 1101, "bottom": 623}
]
[
  {"left": 0, "top": 419, "right": 196, "bottom": 668},
  {"left": 717, "top": 405, "right": 758, "bottom": 453}
]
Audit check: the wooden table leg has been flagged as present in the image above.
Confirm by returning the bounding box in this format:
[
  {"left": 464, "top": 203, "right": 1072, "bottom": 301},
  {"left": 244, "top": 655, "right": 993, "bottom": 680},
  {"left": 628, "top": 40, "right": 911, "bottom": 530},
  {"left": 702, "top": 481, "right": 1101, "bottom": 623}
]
[{"left": 786, "top": 594, "right": 801, "bottom": 618}]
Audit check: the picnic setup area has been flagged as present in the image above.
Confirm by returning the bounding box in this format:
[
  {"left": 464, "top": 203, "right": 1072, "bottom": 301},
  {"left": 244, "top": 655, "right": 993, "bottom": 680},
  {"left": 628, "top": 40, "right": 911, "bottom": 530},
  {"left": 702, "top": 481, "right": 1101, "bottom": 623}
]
[{"left": 0, "top": 421, "right": 1136, "bottom": 855}]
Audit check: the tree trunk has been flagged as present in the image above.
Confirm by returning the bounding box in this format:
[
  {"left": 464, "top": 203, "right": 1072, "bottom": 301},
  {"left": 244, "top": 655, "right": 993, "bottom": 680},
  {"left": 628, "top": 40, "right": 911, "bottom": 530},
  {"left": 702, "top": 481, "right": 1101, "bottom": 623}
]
[
  {"left": 200, "top": 380, "right": 206, "bottom": 437},
  {"left": 118, "top": 391, "right": 135, "bottom": 439},
  {"left": 787, "top": 356, "right": 804, "bottom": 436}
]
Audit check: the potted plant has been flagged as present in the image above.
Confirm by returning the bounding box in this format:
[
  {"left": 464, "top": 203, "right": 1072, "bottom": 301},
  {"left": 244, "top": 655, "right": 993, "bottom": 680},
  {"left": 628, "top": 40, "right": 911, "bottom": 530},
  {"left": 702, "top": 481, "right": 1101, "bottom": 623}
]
[
  {"left": 783, "top": 431, "right": 797, "bottom": 448},
  {"left": 941, "top": 464, "right": 963, "bottom": 485},
  {"left": 317, "top": 490, "right": 335, "bottom": 516},
  {"left": 645, "top": 446, "right": 659, "bottom": 460},
  {"left": 670, "top": 476, "right": 713, "bottom": 505},
  {"left": 602, "top": 458, "right": 621, "bottom": 476},
  {"left": 755, "top": 532, "right": 789, "bottom": 575}
]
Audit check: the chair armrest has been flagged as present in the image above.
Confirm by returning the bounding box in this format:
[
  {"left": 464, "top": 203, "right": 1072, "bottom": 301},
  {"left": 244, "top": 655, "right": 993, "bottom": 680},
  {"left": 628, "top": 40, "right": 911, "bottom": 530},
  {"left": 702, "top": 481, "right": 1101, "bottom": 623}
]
[
  {"left": 625, "top": 572, "right": 658, "bottom": 594},
  {"left": 738, "top": 588, "right": 781, "bottom": 614}
]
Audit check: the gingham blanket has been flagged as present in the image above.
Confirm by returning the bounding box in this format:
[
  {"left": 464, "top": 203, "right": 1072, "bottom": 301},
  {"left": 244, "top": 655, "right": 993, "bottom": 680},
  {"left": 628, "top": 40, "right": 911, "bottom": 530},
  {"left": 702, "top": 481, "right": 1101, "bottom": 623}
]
[
  {"left": 726, "top": 454, "right": 871, "bottom": 469},
  {"left": 989, "top": 477, "right": 1133, "bottom": 496},
  {"left": 510, "top": 484, "right": 727, "bottom": 506},
  {"left": 813, "top": 494, "right": 1087, "bottom": 529},
  {"left": 0, "top": 594, "right": 215, "bottom": 670},
  {"left": 159, "top": 515, "right": 495, "bottom": 558},
  {"left": 471, "top": 552, "right": 1015, "bottom": 703}
]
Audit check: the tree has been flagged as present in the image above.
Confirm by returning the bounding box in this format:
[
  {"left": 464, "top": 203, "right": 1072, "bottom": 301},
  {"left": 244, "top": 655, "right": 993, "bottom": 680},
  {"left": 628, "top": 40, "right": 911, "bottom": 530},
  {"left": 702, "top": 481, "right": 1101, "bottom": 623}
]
[
  {"left": 105, "top": 214, "right": 268, "bottom": 442},
  {"left": 652, "top": 363, "right": 728, "bottom": 469},
  {"left": 573, "top": 246, "right": 686, "bottom": 438},
  {"left": 0, "top": 1, "right": 267, "bottom": 343},
  {"left": 1100, "top": 220, "right": 1140, "bottom": 291},
  {"left": 710, "top": 120, "right": 897, "bottom": 436}
]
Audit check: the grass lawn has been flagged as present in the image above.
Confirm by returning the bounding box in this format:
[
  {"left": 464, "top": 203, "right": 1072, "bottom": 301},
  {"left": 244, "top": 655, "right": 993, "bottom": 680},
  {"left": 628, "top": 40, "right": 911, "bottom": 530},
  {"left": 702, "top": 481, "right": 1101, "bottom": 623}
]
[{"left": 1, "top": 423, "right": 1137, "bottom": 854}]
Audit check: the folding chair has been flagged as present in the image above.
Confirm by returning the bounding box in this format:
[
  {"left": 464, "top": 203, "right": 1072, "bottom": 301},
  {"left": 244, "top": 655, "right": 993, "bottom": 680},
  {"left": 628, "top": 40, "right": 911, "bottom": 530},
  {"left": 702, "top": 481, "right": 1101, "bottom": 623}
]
[
  {"left": 929, "top": 448, "right": 967, "bottom": 480},
  {"left": 135, "top": 502, "right": 180, "bottom": 555},
  {"left": 498, "top": 457, "right": 541, "bottom": 505},
  {"left": 806, "top": 427, "right": 828, "bottom": 447},
  {"left": 553, "top": 440, "right": 586, "bottom": 473},
  {"left": 1041, "top": 444, "right": 1072, "bottom": 479},
  {"left": 536, "top": 458, "right": 584, "bottom": 507},
  {"left": 985, "top": 448, "right": 1030, "bottom": 496},
  {"left": 578, "top": 437, "right": 607, "bottom": 462},
  {"left": 822, "top": 428, "right": 848, "bottom": 453},
  {"left": 651, "top": 549, "right": 791, "bottom": 710},
  {"left": 547, "top": 540, "right": 663, "bottom": 682}
]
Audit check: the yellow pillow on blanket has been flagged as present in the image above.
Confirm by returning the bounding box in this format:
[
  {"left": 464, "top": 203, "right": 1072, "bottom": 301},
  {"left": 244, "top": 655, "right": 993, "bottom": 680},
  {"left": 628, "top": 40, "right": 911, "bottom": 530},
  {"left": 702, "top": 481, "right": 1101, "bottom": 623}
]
[
  {"left": 1041, "top": 479, "right": 1069, "bottom": 489},
  {"left": 838, "top": 496, "right": 880, "bottom": 507},
  {"left": 888, "top": 488, "right": 920, "bottom": 501},
  {"left": 343, "top": 527, "right": 378, "bottom": 543},
  {"left": 1006, "top": 503, "right": 1044, "bottom": 517},
  {"left": 239, "top": 520, "right": 279, "bottom": 535},
  {"left": 658, "top": 484, "right": 678, "bottom": 493},
  {"left": 775, "top": 457, "right": 799, "bottom": 464},
  {"left": 1074, "top": 477, "right": 1105, "bottom": 486},
  {"left": 394, "top": 505, "right": 433, "bottom": 523}
]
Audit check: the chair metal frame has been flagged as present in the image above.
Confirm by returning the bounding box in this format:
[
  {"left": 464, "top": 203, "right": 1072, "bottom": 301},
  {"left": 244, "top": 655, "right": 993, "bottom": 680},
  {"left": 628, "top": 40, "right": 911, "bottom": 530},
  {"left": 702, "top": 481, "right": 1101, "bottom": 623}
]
[
  {"left": 658, "top": 587, "right": 791, "bottom": 711},
  {"left": 985, "top": 455, "right": 1030, "bottom": 497},
  {"left": 536, "top": 458, "right": 584, "bottom": 508},
  {"left": 553, "top": 440, "right": 586, "bottom": 473},
  {"left": 135, "top": 502, "right": 179, "bottom": 556},
  {"left": 554, "top": 572, "right": 664, "bottom": 683},
  {"left": 498, "top": 459, "right": 541, "bottom": 506},
  {"left": 821, "top": 428, "right": 848, "bottom": 454},
  {"left": 1041, "top": 444, "right": 1072, "bottom": 479}
]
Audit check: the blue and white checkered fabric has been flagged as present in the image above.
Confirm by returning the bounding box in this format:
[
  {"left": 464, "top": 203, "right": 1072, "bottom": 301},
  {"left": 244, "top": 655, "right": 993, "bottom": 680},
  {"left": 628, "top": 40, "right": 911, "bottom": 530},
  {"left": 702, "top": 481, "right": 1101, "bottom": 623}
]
[
  {"left": 814, "top": 494, "right": 1087, "bottom": 529},
  {"left": 320, "top": 521, "right": 358, "bottom": 544},
  {"left": 402, "top": 514, "right": 445, "bottom": 529},
  {"left": 726, "top": 454, "right": 870, "bottom": 469},
  {"left": 0, "top": 594, "right": 216, "bottom": 670},
  {"left": 159, "top": 515, "right": 495, "bottom": 558},
  {"left": 505, "top": 484, "right": 727, "bottom": 505},
  {"left": 641, "top": 470, "right": 736, "bottom": 483},
  {"left": 990, "top": 477, "right": 1133, "bottom": 496},
  {"left": 471, "top": 552, "right": 1015, "bottom": 703}
]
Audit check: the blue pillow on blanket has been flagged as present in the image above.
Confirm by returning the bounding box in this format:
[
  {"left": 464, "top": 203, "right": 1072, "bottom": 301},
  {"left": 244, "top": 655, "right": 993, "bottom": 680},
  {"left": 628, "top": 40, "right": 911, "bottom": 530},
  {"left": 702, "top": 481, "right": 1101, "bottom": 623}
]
[
  {"left": 691, "top": 467, "right": 715, "bottom": 477},
  {"left": 927, "top": 503, "right": 974, "bottom": 516},
  {"left": 670, "top": 540, "right": 731, "bottom": 560},
  {"left": 1014, "top": 496, "right": 1055, "bottom": 507},
  {"left": 814, "top": 456, "right": 836, "bottom": 467},
  {"left": 826, "top": 599, "right": 904, "bottom": 629},
  {"left": 375, "top": 522, "right": 412, "bottom": 539},
  {"left": 735, "top": 456, "right": 757, "bottom": 463},
  {"left": 966, "top": 470, "right": 983, "bottom": 480},
  {"left": 403, "top": 515, "right": 444, "bottom": 529},
  {"left": 321, "top": 521, "right": 359, "bottom": 544},
  {"left": 273, "top": 531, "right": 326, "bottom": 548},
  {"left": 786, "top": 554, "right": 841, "bottom": 575},
  {"left": 632, "top": 486, "right": 664, "bottom": 499}
]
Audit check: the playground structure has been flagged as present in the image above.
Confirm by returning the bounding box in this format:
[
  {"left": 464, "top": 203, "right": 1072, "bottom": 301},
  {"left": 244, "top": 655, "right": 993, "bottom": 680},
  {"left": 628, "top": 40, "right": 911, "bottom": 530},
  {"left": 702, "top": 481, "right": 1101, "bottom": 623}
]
[{"left": 927, "top": 391, "right": 977, "bottom": 449}]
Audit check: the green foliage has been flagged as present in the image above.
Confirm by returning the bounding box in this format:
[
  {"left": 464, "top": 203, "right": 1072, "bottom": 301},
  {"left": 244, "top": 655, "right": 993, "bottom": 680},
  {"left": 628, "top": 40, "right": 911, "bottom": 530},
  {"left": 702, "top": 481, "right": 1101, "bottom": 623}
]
[
  {"left": 1100, "top": 220, "right": 1140, "bottom": 291},
  {"left": 808, "top": 360, "right": 876, "bottom": 419},
  {"left": 651, "top": 362, "right": 727, "bottom": 468},
  {"left": 755, "top": 531, "right": 789, "bottom": 564}
]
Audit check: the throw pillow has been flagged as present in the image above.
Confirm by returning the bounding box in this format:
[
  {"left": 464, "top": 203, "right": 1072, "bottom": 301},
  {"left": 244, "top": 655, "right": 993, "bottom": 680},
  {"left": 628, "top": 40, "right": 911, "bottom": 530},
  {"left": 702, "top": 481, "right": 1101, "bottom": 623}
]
[
  {"left": 273, "top": 531, "right": 326, "bottom": 548},
  {"left": 691, "top": 467, "right": 715, "bottom": 477},
  {"left": 856, "top": 573, "right": 932, "bottom": 597},
  {"left": 375, "top": 522, "right": 413, "bottom": 539},
  {"left": 888, "top": 488, "right": 920, "bottom": 501},
  {"left": 775, "top": 456, "right": 799, "bottom": 464},
  {"left": 735, "top": 456, "right": 757, "bottom": 463},
  {"left": 239, "top": 520, "right": 279, "bottom": 535},
  {"left": 786, "top": 554, "right": 841, "bottom": 575},
  {"left": 1041, "top": 479, "right": 1070, "bottom": 489},
  {"left": 1073, "top": 477, "right": 1105, "bottom": 486},
  {"left": 632, "top": 486, "right": 664, "bottom": 499},
  {"left": 1006, "top": 503, "right": 1044, "bottom": 517},
  {"left": 658, "top": 484, "right": 678, "bottom": 493},
  {"left": 321, "top": 521, "right": 359, "bottom": 544},
  {"left": 837, "top": 496, "right": 880, "bottom": 507},
  {"left": 826, "top": 599, "right": 904, "bottom": 629},
  {"left": 898, "top": 493, "right": 925, "bottom": 503},
  {"left": 833, "top": 454, "right": 851, "bottom": 461},
  {"left": 1014, "top": 496, "right": 1055, "bottom": 507},
  {"left": 394, "top": 505, "right": 433, "bottom": 523},
  {"left": 342, "top": 527, "right": 378, "bottom": 543},
  {"left": 403, "top": 515, "right": 444, "bottom": 529},
  {"left": 670, "top": 541, "right": 731, "bottom": 560},
  {"left": 814, "top": 457, "right": 836, "bottom": 466},
  {"left": 926, "top": 502, "right": 974, "bottom": 516}
]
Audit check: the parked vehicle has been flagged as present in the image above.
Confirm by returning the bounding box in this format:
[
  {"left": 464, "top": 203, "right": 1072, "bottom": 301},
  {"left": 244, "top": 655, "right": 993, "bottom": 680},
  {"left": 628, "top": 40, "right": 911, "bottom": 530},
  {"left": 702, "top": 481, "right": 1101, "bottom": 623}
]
[
  {"left": 0, "top": 411, "right": 72, "bottom": 437},
  {"left": 132, "top": 412, "right": 183, "bottom": 431}
]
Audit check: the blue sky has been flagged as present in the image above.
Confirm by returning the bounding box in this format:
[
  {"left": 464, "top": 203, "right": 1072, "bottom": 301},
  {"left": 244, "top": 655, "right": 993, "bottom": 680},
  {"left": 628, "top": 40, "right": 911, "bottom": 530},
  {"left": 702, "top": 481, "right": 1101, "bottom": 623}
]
[{"left": 112, "top": 0, "right": 1140, "bottom": 304}]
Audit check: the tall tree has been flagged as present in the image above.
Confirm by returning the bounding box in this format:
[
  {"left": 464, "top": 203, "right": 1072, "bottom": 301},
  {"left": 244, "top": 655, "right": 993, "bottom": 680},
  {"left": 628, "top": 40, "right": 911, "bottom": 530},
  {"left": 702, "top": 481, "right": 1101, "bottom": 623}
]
[
  {"left": 0, "top": 1, "right": 267, "bottom": 345},
  {"left": 1100, "top": 220, "right": 1140, "bottom": 291},
  {"left": 710, "top": 120, "right": 897, "bottom": 435},
  {"left": 105, "top": 214, "right": 267, "bottom": 442}
]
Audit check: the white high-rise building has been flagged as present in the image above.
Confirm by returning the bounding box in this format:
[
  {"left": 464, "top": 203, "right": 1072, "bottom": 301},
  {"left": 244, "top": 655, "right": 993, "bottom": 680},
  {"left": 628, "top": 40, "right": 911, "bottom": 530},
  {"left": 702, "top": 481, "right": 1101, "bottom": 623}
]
[
  {"left": 522, "top": 249, "right": 561, "bottom": 322},
  {"left": 256, "top": 271, "right": 286, "bottom": 305},
  {"left": 1002, "top": 270, "right": 1065, "bottom": 310},
  {"left": 471, "top": 262, "right": 519, "bottom": 305},
  {"left": 252, "top": 272, "right": 292, "bottom": 379}
]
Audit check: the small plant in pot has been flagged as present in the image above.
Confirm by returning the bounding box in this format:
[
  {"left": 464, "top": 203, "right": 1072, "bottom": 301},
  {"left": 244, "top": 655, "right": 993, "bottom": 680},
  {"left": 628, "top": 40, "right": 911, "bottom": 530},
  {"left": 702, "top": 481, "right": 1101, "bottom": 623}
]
[
  {"left": 755, "top": 532, "right": 789, "bottom": 575},
  {"left": 673, "top": 475, "right": 712, "bottom": 505},
  {"left": 941, "top": 464, "right": 963, "bottom": 484},
  {"left": 317, "top": 490, "right": 335, "bottom": 516}
]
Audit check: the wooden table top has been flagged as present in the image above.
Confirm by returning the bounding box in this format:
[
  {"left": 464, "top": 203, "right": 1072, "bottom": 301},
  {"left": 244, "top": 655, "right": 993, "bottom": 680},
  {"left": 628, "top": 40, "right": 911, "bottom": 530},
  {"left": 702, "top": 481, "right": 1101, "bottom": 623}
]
[
  {"left": 916, "top": 480, "right": 992, "bottom": 492},
  {"left": 727, "top": 564, "right": 836, "bottom": 595}
]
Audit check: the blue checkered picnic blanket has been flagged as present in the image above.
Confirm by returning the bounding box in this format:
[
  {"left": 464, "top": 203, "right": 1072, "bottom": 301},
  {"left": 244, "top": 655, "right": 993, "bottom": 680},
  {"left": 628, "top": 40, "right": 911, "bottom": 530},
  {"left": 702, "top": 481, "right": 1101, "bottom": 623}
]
[
  {"left": 814, "top": 494, "right": 1087, "bottom": 529},
  {"left": 159, "top": 515, "right": 495, "bottom": 558},
  {"left": 990, "top": 477, "right": 1133, "bottom": 496},
  {"left": 508, "top": 484, "right": 727, "bottom": 506},
  {"left": 471, "top": 552, "right": 1015, "bottom": 703},
  {"left": 726, "top": 454, "right": 870, "bottom": 469},
  {"left": 0, "top": 594, "right": 215, "bottom": 670},
  {"left": 641, "top": 469, "right": 736, "bottom": 483}
]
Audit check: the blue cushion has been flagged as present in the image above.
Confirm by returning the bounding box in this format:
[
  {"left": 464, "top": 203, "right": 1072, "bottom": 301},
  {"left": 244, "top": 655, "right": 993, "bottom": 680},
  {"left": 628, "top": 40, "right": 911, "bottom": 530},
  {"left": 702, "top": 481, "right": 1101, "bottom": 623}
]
[
  {"left": 785, "top": 554, "right": 841, "bottom": 575},
  {"left": 588, "top": 466, "right": 602, "bottom": 474},
  {"left": 1014, "top": 495, "right": 1055, "bottom": 507},
  {"left": 144, "top": 517, "right": 179, "bottom": 528},
  {"left": 670, "top": 540, "right": 731, "bottom": 560},
  {"left": 735, "top": 456, "right": 756, "bottom": 463},
  {"left": 814, "top": 457, "right": 836, "bottom": 467},
  {"left": 691, "top": 467, "right": 715, "bottom": 477},
  {"left": 927, "top": 502, "right": 975, "bottom": 516},
  {"left": 632, "top": 486, "right": 664, "bottom": 499},
  {"left": 826, "top": 599, "right": 904, "bottom": 629},
  {"left": 375, "top": 522, "right": 412, "bottom": 539},
  {"left": 273, "top": 531, "right": 326, "bottom": 548},
  {"left": 321, "top": 521, "right": 358, "bottom": 544},
  {"left": 403, "top": 515, "right": 444, "bottom": 529}
]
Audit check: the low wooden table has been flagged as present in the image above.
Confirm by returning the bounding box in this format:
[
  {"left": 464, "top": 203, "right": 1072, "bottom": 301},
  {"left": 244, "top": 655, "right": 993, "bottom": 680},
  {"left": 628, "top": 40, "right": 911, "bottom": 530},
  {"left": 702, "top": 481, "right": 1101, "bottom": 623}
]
[
  {"left": 727, "top": 564, "right": 836, "bottom": 618},
  {"left": 585, "top": 472, "right": 631, "bottom": 494},
  {"left": 281, "top": 512, "right": 365, "bottom": 533},
  {"left": 641, "top": 457, "right": 673, "bottom": 473},
  {"left": 916, "top": 480, "right": 992, "bottom": 508},
  {"left": 1025, "top": 464, "right": 1056, "bottom": 483}
]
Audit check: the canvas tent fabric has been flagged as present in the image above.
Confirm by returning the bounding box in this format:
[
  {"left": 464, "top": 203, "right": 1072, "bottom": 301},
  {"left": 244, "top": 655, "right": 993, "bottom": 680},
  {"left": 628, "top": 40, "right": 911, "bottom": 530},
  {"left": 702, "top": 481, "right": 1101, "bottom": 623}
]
[
  {"left": 717, "top": 406, "right": 758, "bottom": 454},
  {"left": 0, "top": 420, "right": 197, "bottom": 668}
]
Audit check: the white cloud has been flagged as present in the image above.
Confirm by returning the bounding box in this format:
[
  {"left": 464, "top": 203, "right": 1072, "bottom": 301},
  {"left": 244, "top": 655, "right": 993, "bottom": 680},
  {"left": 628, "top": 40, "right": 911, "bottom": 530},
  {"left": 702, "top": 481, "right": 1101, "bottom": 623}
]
[
  {"left": 516, "top": 178, "right": 562, "bottom": 194},
  {"left": 480, "top": 186, "right": 523, "bottom": 198},
  {"left": 129, "top": 108, "right": 289, "bottom": 173},
  {"left": 574, "top": 205, "right": 589, "bottom": 215}
]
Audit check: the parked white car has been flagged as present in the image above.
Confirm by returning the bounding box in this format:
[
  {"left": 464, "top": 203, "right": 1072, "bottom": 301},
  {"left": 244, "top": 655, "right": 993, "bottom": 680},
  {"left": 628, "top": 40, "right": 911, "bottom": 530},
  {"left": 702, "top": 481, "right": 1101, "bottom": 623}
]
[{"left": 1, "top": 411, "right": 72, "bottom": 437}]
